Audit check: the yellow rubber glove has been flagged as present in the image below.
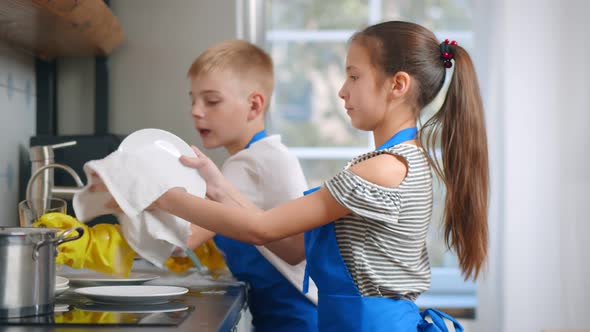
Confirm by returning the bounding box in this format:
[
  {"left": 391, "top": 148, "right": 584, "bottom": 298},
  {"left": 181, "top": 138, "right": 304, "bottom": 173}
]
[
  {"left": 55, "top": 310, "right": 135, "bottom": 324},
  {"left": 164, "top": 239, "right": 227, "bottom": 274},
  {"left": 32, "top": 212, "right": 135, "bottom": 277},
  {"left": 195, "top": 239, "right": 227, "bottom": 272},
  {"left": 164, "top": 255, "right": 193, "bottom": 274}
]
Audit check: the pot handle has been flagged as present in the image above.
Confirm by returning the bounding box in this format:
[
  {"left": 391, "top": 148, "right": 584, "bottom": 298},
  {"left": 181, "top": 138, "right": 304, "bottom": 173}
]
[
  {"left": 55, "top": 227, "right": 85, "bottom": 246},
  {"left": 32, "top": 227, "right": 85, "bottom": 260}
]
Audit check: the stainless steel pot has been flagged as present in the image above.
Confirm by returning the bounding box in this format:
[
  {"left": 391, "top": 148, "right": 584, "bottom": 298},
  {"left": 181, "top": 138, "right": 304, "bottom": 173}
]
[{"left": 0, "top": 226, "right": 84, "bottom": 318}]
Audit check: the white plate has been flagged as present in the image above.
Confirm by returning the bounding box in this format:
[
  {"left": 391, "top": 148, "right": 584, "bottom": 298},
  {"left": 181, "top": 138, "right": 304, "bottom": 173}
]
[
  {"left": 55, "top": 285, "right": 69, "bottom": 296},
  {"left": 75, "top": 302, "right": 189, "bottom": 313},
  {"left": 54, "top": 304, "right": 70, "bottom": 312},
  {"left": 74, "top": 286, "right": 188, "bottom": 304},
  {"left": 64, "top": 272, "right": 160, "bottom": 287},
  {"left": 118, "top": 128, "right": 206, "bottom": 198},
  {"left": 55, "top": 276, "right": 69, "bottom": 288}
]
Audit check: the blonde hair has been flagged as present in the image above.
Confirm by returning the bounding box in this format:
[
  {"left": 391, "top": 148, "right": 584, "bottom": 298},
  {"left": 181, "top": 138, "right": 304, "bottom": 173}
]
[{"left": 188, "top": 40, "right": 274, "bottom": 110}]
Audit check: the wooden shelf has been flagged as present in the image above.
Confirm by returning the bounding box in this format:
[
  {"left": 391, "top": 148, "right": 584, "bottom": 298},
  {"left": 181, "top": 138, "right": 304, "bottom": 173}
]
[{"left": 0, "top": 0, "right": 124, "bottom": 59}]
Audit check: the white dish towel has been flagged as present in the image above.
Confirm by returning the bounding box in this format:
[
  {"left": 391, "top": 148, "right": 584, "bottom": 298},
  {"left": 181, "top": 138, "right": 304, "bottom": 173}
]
[
  {"left": 73, "top": 146, "right": 202, "bottom": 267},
  {"left": 73, "top": 146, "right": 319, "bottom": 305}
]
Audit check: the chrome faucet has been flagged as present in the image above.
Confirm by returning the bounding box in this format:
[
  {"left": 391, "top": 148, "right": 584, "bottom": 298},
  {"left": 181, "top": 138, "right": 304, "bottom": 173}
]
[{"left": 26, "top": 141, "right": 85, "bottom": 210}]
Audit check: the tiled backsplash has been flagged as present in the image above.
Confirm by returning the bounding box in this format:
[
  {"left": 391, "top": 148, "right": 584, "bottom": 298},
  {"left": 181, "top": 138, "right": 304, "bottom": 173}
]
[{"left": 0, "top": 43, "right": 35, "bottom": 227}]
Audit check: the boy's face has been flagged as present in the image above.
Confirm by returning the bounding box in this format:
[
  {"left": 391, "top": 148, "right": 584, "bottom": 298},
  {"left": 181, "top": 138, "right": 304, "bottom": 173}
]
[{"left": 189, "top": 69, "right": 252, "bottom": 150}]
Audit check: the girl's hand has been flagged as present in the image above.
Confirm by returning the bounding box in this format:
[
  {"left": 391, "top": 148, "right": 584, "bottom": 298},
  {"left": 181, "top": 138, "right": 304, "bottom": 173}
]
[
  {"left": 88, "top": 173, "right": 166, "bottom": 211},
  {"left": 88, "top": 172, "right": 121, "bottom": 211},
  {"left": 180, "top": 146, "right": 227, "bottom": 201}
]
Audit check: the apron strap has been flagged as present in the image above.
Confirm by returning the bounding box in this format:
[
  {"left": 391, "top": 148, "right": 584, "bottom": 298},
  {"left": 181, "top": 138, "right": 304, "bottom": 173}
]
[
  {"left": 302, "top": 264, "right": 310, "bottom": 294},
  {"left": 303, "top": 186, "right": 320, "bottom": 196},
  {"left": 244, "top": 129, "right": 267, "bottom": 149},
  {"left": 301, "top": 185, "right": 320, "bottom": 295},
  {"left": 419, "top": 308, "right": 464, "bottom": 332}
]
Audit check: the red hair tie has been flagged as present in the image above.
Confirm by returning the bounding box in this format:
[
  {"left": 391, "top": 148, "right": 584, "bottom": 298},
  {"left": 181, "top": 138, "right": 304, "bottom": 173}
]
[{"left": 439, "top": 39, "right": 458, "bottom": 68}]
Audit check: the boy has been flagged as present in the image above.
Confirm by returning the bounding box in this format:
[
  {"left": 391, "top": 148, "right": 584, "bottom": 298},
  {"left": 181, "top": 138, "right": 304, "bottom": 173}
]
[{"left": 185, "top": 40, "right": 317, "bottom": 332}]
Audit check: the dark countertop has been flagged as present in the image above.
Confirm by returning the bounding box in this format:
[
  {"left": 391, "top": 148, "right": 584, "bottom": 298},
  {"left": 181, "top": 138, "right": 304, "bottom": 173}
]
[{"left": 0, "top": 262, "right": 248, "bottom": 332}]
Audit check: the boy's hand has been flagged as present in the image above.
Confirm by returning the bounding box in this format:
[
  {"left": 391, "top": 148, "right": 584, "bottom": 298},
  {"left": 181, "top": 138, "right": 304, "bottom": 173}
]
[
  {"left": 180, "top": 146, "right": 227, "bottom": 201},
  {"left": 33, "top": 212, "right": 135, "bottom": 276}
]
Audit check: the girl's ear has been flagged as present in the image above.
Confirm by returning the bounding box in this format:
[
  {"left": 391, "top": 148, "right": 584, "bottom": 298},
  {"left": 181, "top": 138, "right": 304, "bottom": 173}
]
[
  {"left": 247, "top": 91, "right": 265, "bottom": 121},
  {"left": 388, "top": 71, "right": 411, "bottom": 99}
]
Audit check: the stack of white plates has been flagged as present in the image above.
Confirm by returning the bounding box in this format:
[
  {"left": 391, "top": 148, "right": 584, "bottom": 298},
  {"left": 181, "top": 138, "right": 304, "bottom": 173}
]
[{"left": 55, "top": 276, "right": 70, "bottom": 296}]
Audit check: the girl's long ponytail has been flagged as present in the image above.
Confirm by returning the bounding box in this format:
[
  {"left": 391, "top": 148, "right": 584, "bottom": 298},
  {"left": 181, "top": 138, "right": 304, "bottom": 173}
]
[{"left": 420, "top": 45, "right": 489, "bottom": 280}]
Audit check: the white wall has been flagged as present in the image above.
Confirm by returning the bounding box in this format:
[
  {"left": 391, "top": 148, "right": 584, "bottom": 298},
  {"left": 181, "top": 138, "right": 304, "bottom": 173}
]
[
  {"left": 501, "top": 1, "right": 563, "bottom": 329},
  {"left": 475, "top": 0, "right": 590, "bottom": 331},
  {"left": 557, "top": 0, "right": 590, "bottom": 328},
  {"left": 58, "top": 0, "right": 238, "bottom": 166},
  {"left": 0, "top": 43, "right": 35, "bottom": 226}
]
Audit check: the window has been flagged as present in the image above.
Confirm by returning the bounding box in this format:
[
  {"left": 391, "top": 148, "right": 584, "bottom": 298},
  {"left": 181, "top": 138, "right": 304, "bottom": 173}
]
[{"left": 240, "top": 0, "right": 477, "bottom": 315}]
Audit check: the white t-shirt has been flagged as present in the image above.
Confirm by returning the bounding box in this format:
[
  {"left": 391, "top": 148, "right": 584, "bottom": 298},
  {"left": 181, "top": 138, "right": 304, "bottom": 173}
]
[
  {"left": 221, "top": 135, "right": 308, "bottom": 209},
  {"left": 220, "top": 134, "right": 318, "bottom": 304}
]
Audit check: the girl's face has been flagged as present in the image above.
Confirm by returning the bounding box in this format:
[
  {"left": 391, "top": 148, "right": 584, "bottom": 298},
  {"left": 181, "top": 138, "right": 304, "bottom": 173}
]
[
  {"left": 189, "top": 69, "right": 251, "bottom": 152},
  {"left": 338, "top": 42, "right": 390, "bottom": 131}
]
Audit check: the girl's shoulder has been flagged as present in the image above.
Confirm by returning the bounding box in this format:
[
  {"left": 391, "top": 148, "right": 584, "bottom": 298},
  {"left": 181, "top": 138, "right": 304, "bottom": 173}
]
[{"left": 347, "top": 144, "right": 423, "bottom": 188}]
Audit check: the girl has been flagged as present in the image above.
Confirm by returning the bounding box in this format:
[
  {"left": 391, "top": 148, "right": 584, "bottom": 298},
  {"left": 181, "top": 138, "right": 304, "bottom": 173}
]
[{"left": 100, "top": 21, "right": 488, "bottom": 331}]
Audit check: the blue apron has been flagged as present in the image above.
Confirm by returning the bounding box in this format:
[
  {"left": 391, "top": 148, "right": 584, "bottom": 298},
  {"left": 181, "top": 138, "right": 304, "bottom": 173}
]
[
  {"left": 303, "top": 128, "right": 464, "bottom": 331},
  {"left": 214, "top": 129, "right": 318, "bottom": 332}
]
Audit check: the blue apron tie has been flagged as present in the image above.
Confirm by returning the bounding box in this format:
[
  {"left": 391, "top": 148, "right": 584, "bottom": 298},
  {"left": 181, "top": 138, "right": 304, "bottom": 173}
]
[{"left": 419, "top": 308, "right": 464, "bottom": 332}]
